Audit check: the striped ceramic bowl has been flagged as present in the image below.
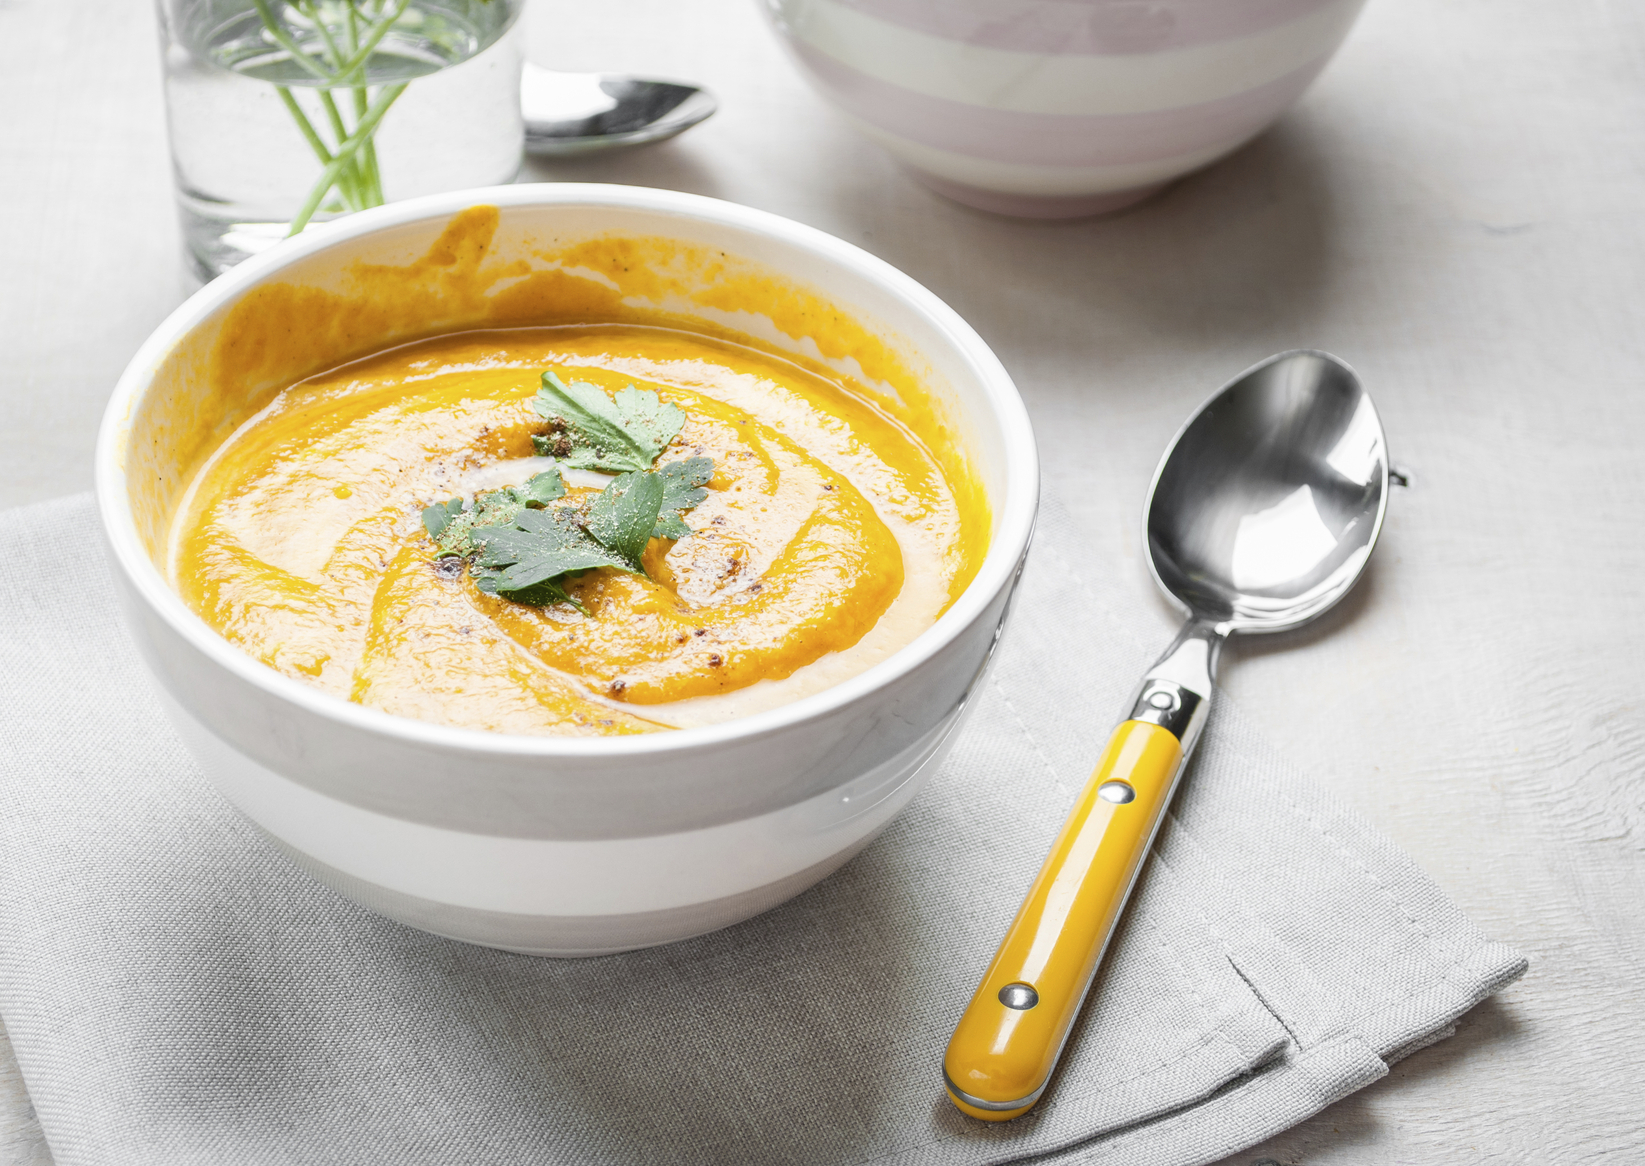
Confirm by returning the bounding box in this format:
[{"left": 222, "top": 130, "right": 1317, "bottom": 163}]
[{"left": 763, "top": 0, "right": 1368, "bottom": 217}]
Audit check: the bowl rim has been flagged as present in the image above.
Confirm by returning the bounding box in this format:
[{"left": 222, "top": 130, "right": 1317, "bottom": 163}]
[{"left": 96, "top": 182, "right": 1040, "bottom": 759}]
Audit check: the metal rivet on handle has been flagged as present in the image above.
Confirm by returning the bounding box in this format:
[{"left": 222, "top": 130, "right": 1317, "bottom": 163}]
[
  {"left": 1097, "top": 781, "right": 1136, "bottom": 804},
  {"left": 998, "top": 983, "right": 1039, "bottom": 1010}
]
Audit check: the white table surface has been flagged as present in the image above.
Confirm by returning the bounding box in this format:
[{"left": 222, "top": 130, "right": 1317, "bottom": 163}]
[{"left": 3, "top": 0, "right": 1643, "bottom": 1161}]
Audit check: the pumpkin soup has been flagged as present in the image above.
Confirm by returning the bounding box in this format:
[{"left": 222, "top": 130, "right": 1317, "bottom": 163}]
[{"left": 170, "top": 324, "right": 986, "bottom": 735}]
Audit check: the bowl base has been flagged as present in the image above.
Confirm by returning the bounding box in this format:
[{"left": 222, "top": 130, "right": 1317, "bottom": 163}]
[{"left": 912, "top": 172, "right": 1169, "bottom": 220}]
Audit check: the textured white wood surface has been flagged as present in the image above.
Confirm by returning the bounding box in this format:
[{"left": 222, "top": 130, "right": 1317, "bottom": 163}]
[{"left": 3, "top": 0, "right": 1643, "bottom": 1161}]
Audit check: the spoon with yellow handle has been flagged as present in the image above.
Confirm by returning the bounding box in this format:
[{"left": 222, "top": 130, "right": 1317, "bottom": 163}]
[{"left": 943, "top": 350, "right": 1390, "bottom": 1120}]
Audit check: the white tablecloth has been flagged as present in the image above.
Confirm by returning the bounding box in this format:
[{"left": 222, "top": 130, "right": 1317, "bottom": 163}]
[{"left": 2, "top": 0, "right": 1643, "bottom": 1160}]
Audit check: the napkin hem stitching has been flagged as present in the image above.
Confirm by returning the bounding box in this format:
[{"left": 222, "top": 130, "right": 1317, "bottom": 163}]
[
  {"left": 972, "top": 1031, "right": 1385, "bottom": 1166},
  {"left": 988, "top": 673, "right": 1067, "bottom": 805},
  {"left": 1272, "top": 780, "right": 1456, "bottom": 979}
]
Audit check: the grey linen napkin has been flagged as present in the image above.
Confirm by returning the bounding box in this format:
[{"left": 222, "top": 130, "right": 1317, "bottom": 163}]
[{"left": 0, "top": 492, "right": 1524, "bottom": 1166}]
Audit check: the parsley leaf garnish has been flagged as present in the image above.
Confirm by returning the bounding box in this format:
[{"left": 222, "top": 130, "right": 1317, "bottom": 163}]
[
  {"left": 530, "top": 372, "right": 686, "bottom": 473},
  {"left": 421, "top": 373, "right": 715, "bottom": 609},
  {"left": 653, "top": 456, "right": 712, "bottom": 540},
  {"left": 463, "top": 472, "right": 667, "bottom": 607},
  {"left": 473, "top": 507, "right": 631, "bottom": 595},
  {"left": 421, "top": 497, "right": 464, "bottom": 539},
  {"left": 423, "top": 467, "right": 565, "bottom": 557},
  {"left": 520, "top": 470, "right": 569, "bottom": 507},
  {"left": 586, "top": 471, "right": 667, "bottom": 569},
  {"left": 428, "top": 465, "right": 708, "bottom": 607}
]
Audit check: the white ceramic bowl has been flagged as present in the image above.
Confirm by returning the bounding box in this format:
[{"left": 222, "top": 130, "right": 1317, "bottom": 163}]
[
  {"left": 96, "top": 184, "right": 1039, "bottom": 956},
  {"left": 762, "top": 0, "right": 1369, "bottom": 217}
]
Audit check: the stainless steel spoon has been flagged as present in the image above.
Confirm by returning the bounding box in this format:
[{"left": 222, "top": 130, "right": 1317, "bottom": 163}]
[
  {"left": 944, "top": 350, "right": 1390, "bottom": 1121},
  {"left": 521, "top": 63, "right": 717, "bottom": 157}
]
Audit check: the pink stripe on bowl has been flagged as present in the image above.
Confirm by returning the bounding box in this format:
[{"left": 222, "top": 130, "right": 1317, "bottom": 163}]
[
  {"left": 828, "top": 0, "right": 1341, "bottom": 55},
  {"left": 790, "top": 41, "right": 1330, "bottom": 167}
]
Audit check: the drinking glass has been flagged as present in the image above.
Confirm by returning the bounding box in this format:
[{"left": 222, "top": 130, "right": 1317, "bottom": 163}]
[{"left": 157, "top": 0, "right": 526, "bottom": 279}]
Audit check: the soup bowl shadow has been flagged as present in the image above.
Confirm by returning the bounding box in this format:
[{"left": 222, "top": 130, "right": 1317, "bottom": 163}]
[{"left": 96, "top": 184, "right": 1039, "bottom": 957}]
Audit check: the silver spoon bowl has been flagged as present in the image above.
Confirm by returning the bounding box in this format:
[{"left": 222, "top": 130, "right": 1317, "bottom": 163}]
[
  {"left": 1133, "top": 347, "right": 1390, "bottom": 732},
  {"left": 1148, "top": 348, "right": 1389, "bottom": 637},
  {"left": 521, "top": 64, "right": 717, "bottom": 157}
]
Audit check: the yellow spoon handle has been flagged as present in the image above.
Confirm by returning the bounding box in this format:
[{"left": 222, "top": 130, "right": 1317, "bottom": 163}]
[{"left": 942, "top": 718, "right": 1186, "bottom": 1120}]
